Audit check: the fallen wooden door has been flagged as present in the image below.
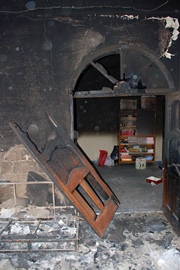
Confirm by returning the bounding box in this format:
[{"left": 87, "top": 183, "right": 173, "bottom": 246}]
[
  {"left": 9, "top": 115, "right": 120, "bottom": 238},
  {"left": 163, "top": 97, "right": 180, "bottom": 235}
]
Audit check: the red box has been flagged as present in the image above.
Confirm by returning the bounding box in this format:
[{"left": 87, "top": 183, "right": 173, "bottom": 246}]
[{"left": 146, "top": 176, "right": 163, "bottom": 185}]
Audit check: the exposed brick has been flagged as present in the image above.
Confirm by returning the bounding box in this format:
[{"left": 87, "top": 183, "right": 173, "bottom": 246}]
[
  {"left": 13, "top": 160, "right": 38, "bottom": 174},
  {"left": 29, "top": 160, "right": 40, "bottom": 171},
  {"left": 16, "top": 183, "right": 27, "bottom": 198},
  {"left": 1, "top": 161, "right": 13, "bottom": 175},
  {"left": 13, "top": 161, "right": 30, "bottom": 174},
  {"left": 1, "top": 143, "right": 52, "bottom": 200},
  {"left": 0, "top": 174, "right": 28, "bottom": 199},
  {"left": 1, "top": 173, "right": 25, "bottom": 182},
  {"left": 0, "top": 184, "right": 14, "bottom": 203},
  {"left": 4, "top": 145, "right": 34, "bottom": 161}
]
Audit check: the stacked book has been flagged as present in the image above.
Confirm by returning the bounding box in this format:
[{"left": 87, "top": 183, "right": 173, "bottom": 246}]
[
  {"left": 146, "top": 137, "right": 154, "bottom": 144},
  {"left": 120, "top": 153, "right": 132, "bottom": 161},
  {"left": 128, "top": 136, "right": 138, "bottom": 143}
]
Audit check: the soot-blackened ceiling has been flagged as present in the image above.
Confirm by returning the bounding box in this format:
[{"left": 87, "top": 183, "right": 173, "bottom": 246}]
[{"left": 0, "top": 1, "right": 179, "bottom": 16}]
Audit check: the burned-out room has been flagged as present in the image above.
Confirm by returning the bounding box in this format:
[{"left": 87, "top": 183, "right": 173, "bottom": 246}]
[{"left": 0, "top": 1, "right": 180, "bottom": 269}]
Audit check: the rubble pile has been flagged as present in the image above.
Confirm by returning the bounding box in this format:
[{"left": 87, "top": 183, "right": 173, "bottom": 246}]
[{"left": 0, "top": 211, "right": 179, "bottom": 270}]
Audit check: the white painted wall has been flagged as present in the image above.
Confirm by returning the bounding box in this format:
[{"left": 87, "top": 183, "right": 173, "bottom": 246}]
[
  {"left": 78, "top": 131, "right": 162, "bottom": 162},
  {"left": 77, "top": 132, "right": 117, "bottom": 161}
]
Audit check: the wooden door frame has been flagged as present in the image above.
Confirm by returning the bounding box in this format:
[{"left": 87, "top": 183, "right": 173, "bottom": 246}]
[{"left": 163, "top": 92, "right": 180, "bottom": 235}]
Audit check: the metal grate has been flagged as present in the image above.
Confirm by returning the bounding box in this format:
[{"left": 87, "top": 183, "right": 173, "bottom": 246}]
[{"left": 0, "top": 181, "right": 79, "bottom": 253}]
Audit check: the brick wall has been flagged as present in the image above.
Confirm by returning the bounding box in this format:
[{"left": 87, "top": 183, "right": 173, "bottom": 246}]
[{"left": 0, "top": 144, "right": 48, "bottom": 202}]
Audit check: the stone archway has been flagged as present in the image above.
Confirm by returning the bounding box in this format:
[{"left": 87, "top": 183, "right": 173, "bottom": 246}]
[
  {"left": 69, "top": 44, "right": 174, "bottom": 94},
  {"left": 69, "top": 43, "right": 174, "bottom": 142}
]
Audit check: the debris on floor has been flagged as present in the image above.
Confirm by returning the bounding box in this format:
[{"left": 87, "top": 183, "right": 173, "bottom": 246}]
[
  {"left": 0, "top": 207, "right": 79, "bottom": 253},
  {"left": 0, "top": 211, "right": 179, "bottom": 270},
  {"left": 146, "top": 176, "right": 163, "bottom": 185}
]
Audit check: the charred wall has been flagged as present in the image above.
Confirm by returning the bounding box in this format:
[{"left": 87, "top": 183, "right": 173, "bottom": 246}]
[{"left": 0, "top": 1, "right": 179, "bottom": 152}]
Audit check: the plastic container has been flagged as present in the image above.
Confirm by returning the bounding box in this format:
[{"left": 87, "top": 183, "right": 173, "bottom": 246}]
[{"left": 145, "top": 155, "right": 153, "bottom": 161}]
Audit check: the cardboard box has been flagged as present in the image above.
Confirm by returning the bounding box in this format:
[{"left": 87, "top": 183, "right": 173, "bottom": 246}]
[
  {"left": 146, "top": 176, "right": 163, "bottom": 185},
  {"left": 136, "top": 157, "right": 146, "bottom": 169}
]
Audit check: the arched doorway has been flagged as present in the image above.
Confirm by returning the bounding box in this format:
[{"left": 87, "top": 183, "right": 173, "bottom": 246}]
[{"left": 71, "top": 44, "right": 174, "bottom": 213}]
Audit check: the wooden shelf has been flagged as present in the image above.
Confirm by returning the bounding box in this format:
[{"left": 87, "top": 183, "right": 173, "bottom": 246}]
[
  {"left": 120, "top": 143, "right": 154, "bottom": 146},
  {"left": 119, "top": 135, "right": 155, "bottom": 165},
  {"left": 127, "top": 152, "right": 154, "bottom": 155},
  {"left": 119, "top": 160, "right": 154, "bottom": 164},
  {"left": 118, "top": 97, "right": 156, "bottom": 165}
]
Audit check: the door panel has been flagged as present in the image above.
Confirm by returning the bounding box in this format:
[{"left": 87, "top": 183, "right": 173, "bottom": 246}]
[
  {"left": 164, "top": 97, "right": 180, "bottom": 235},
  {"left": 9, "top": 114, "right": 120, "bottom": 238}
]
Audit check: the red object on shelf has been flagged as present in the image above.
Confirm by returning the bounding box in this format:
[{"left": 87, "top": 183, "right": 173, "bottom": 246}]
[
  {"left": 98, "top": 150, "right": 108, "bottom": 166},
  {"left": 121, "top": 130, "right": 134, "bottom": 135},
  {"left": 120, "top": 148, "right": 127, "bottom": 152},
  {"left": 146, "top": 176, "right": 163, "bottom": 185}
]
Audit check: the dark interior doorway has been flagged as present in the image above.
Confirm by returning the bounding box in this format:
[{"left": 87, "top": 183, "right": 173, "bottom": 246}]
[
  {"left": 74, "top": 95, "right": 165, "bottom": 163},
  {"left": 74, "top": 95, "right": 165, "bottom": 213},
  {"left": 72, "top": 46, "right": 170, "bottom": 212}
]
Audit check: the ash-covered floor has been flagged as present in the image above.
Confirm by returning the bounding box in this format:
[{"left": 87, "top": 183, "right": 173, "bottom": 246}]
[
  {"left": 0, "top": 212, "right": 179, "bottom": 270},
  {"left": 0, "top": 164, "right": 179, "bottom": 270}
]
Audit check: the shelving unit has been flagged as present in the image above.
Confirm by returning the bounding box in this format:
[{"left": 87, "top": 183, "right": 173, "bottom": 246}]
[
  {"left": 118, "top": 97, "right": 156, "bottom": 165},
  {"left": 119, "top": 135, "right": 155, "bottom": 164}
]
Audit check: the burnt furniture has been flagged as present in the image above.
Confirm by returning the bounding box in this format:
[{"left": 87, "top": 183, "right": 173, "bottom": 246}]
[{"left": 10, "top": 115, "right": 120, "bottom": 238}]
